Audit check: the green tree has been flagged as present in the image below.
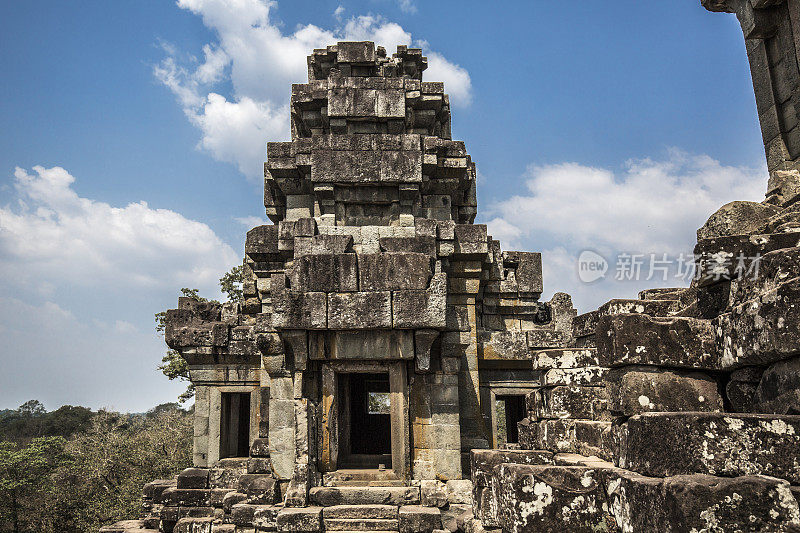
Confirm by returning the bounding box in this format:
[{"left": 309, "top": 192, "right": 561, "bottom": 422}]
[
  {"left": 0, "top": 437, "right": 69, "bottom": 533},
  {"left": 219, "top": 264, "right": 243, "bottom": 303},
  {"left": 45, "top": 407, "right": 192, "bottom": 532}
]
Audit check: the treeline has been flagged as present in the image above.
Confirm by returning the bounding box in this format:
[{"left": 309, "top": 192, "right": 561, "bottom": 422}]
[{"left": 0, "top": 401, "right": 192, "bottom": 533}]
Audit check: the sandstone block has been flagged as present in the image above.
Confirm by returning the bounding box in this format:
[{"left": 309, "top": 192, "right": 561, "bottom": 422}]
[
  {"left": 533, "top": 386, "right": 609, "bottom": 421},
  {"left": 399, "top": 505, "right": 442, "bottom": 533},
  {"left": 177, "top": 468, "right": 210, "bottom": 489},
  {"left": 245, "top": 225, "right": 279, "bottom": 260},
  {"left": 697, "top": 200, "right": 781, "bottom": 240},
  {"left": 288, "top": 254, "right": 357, "bottom": 292},
  {"left": 358, "top": 252, "right": 432, "bottom": 291},
  {"left": 392, "top": 273, "right": 447, "bottom": 329},
  {"left": 421, "top": 479, "right": 448, "bottom": 507},
  {"left": 493, "top": 464, "right": 613, "bottom": 533},
  {"left": 607, "top": 366, "right": 722, "bottom": 416},
  {"left": 272, "top": 291, "right": 327, "bottom": 330},
  {"left": 276, "top": 507, "right": 323, "bottom": 532},
  {"left": 715, "top": 277, "right": 800, "bottom": 369},
  {"left": 753, "top": 356, "right": 800, "bottom": 414},
  {"left": 480, "top": 331, "right": 529, "bottom": 360},
  {"left": 327, "top": 291, "right": 392, "bottom": 329},
  {"left": 615, "top": 412, "right": 800, "bottom": 483},
  {"left": 531, "top": 348, "right": 600, "bottom": 369},
  {"left": 605, "top": 469, "right": 800, "bottom": 532},
  {"left": 469, "top": 449, "right": 554, "bottom": 488},
  {"left": 694, "top": 232, "right": 800, "bottom": 287},
  {"left": 542, "top": 367, "right": 607, "bottom": 386},
  {"left": 309, "top": 486, "right": 420, "bottom": 506},
  {"left": 321, "top": 504, "right": 398, "bottom": 519},
  {"left": 596, "top": 314, "right": 716, "bottom": 369}
]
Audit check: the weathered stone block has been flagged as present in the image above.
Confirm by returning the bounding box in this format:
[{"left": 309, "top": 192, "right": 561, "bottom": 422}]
[
  {"left": 607, "top": 366, "right": 722, "bottom": 416},
  {"left": 399, "top": 505, "right": 442, "bottom": 533},
  {"left": 469, "top": 449, "right": 554, "bottom": 488},
  {"left": 534, "top": 386, "right": 609, "bottom": 420},
  {"left": 605, "top": 469, "right": 800, "bottom": 533},
  {"left": 393, "top": 273, "right": 447, "bottom": 329},
  {"left": 596, "top": 314, "right": 716, "bottom": 369},
  {"left": 421, "top": 480, "right": 448, "bottom": 507},
  {"left": 715, "top": 277, "right": 800, "bottom": 369},
  {"left": 480, "top": 331, "right": 528, "bottom": 360},
  {"left": 327, "top": 291, "right": 392, "bottom": 329},
  {"left": 358, "top": 252, "right": 432, "bottom": 291},
  {"left": 309, "top": 486, "right": 420, "bottom": 506},
  {"left": 694, "top": 232, "right": 800, "bottom": 287},
  {"left": 271, "top": 291, "right": 327, "bottom": 330},
  {"left": 276, "top": 507, "right": 323, "bottom": 532},
  {"left": 753, "top": 356, "right": 800, "bottom": 414},
  {"left": 288, "top": 254, "right": 358, "bottom": 292},
  {"left": 445, "top": 479, "right": 473, "bottom": 505},
  {"left": 380, "top": 235, "right": 437, "bottom": 256},
  {"left": 542, "top": 367, "right": 607, "bottom": 386},
  {"left": 493, "top": 464, "right": 613, "bottom": 533},
  {"left": 176, "top": 468, "right": 209, "bottom": 489},
  {"left": 237, "top": 474, "right": 277, "bottom": 504},
  {"left": 531, "top": 348, "right": 600, "bottom": 369},
  {"left": 697, "top": 200, "right": 781, "bottom": 241},
  {"left": 615, "top": 412, "right": 800, "bottom": 483},
  {"left": 245, "top": 225, "right": 279, "bottom": 259}
]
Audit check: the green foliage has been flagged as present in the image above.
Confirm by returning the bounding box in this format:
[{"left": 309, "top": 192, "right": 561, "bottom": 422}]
[
  {"left": 0, "top": 404, "right": 192, "bottom": 533},
  {"left": 157, "top": 350, "right": 195, "bottom": 403},
  {"left": 0, "top": 402, "right": 93, "bottom": 444},
  {"left": 0, "top": 437, "right": 69, "bottom": 533},
  {"left": 219, "top": 264, "right": 243, "bottom": 303}
]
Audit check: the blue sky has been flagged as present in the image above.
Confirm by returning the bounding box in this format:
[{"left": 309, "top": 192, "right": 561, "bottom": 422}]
[{"left": 0, "top": 0, "right": 766, "bottom": 412}]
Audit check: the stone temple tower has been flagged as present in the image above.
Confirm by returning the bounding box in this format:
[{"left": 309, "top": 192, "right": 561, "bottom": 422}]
[
  {"left": 153, "top": 40, "right": 574, "bottom": 528},
  {"left": 103, "top": 11, "right": 800, "bottom": 531}
]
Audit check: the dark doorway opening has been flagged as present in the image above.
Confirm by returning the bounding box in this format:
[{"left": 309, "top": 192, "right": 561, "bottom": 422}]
[
  {"left": 338, "top": 373, "right": 392, "bottom": 469},
  {"left": 496, "top": 395, "right": 526, "bottom": 445},
  {"left": 220, "top": 392, "right": 251, "bottom": 458}
]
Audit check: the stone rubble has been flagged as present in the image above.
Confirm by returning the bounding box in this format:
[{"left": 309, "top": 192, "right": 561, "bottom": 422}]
[{"left": 102, "top": 1, "right": 800, "bottom": 531}]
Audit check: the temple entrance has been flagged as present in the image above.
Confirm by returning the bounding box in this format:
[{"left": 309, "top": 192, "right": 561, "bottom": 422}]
[
  {"left": 337, "top": 373, "right": 392, "bottom": 469},
  {"left": 220, "top": 392, "right": 251, "bottom": 458},
  {"left": 320, "top": 361, "right": 410, "bottom": 480},
  {"left": 496, "top": 395, "right": 526, "bottom": 445}
]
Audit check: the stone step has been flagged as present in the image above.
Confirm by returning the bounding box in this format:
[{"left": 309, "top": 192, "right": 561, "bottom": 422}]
[
  {"left": 99, "top": 520, "right": 159, "bottom": 533},
  {"left": 323, "top": 469, "right": 403, "bottom": 486},
  {"left": 209, "top": 458, "right": 249, "bottom": 490},
  {"left": 310, "top": 486, "right": 420, "bottom": 506},
  {"left": 322, "top": 505, "right": 399, "bottom": 520},
  {"left": 323, "top": 518, "right": 400, "bottom": 531}
]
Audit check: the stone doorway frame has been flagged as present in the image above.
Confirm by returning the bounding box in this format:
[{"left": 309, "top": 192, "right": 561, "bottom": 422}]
[
  {"left": 320, "top": 360, "right": 410, "bottom": 481},
  {"left": 481, "top": 382, "right": 538, "bottom": 449},
  {"left": 206, "top": 385, "right": 260, "bottom": 465}
]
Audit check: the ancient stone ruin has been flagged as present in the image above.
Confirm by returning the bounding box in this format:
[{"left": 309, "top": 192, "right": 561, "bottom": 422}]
[{"left": 102, "top": 2, "right": 800, "bottom": 531}]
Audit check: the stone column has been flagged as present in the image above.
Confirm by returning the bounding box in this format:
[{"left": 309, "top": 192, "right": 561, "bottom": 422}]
[{"left": 704, "top": 0, "right": 800, "bottom": 200}]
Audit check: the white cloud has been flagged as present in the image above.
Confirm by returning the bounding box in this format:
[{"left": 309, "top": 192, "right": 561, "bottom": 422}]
[
  {"left": 396, "top": 0, "right": 417, "bottom": 14},
  {"left": 426, "top": 52, "right": 472, "bottom": 107},
  {"left": 235, "top": 215, "right": 266, "bottom": 227},
  {"left": 485, "top": 151, "right": 766, "bottom": 312},
  {"left": 334, "top": 5, "right": 345, "bottom": 20},
  {"left": 0, "top": 165, "right": 239, "bottom": 292},
  {"left": 155, "top": 0, "right": 472, "bottom": 178}
]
